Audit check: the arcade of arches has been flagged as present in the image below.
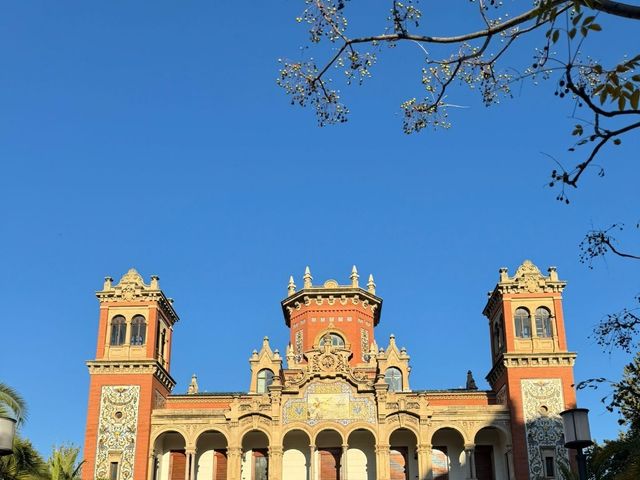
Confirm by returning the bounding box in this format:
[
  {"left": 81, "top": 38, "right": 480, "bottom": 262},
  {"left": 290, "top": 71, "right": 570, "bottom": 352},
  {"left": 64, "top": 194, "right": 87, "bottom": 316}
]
[{"left": 84, "top": 262, "right": 579, "bottom": 480}]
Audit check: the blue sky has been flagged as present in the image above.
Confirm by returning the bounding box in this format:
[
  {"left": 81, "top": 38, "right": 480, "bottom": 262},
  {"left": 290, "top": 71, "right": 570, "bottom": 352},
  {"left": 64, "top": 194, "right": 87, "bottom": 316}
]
[{"left": 0, "top": 1, "right": 638, "bottom": 456}]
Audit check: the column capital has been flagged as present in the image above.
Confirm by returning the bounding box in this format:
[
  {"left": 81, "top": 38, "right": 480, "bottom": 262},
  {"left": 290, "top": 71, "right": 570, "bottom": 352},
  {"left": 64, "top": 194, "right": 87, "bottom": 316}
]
[
  {"left": 185, "top": 448, "right": 196, "bottom": 455},
  {"left": 227, "top": 446, "right": 243, "bottom": 456},
  {"left": 375, "top": 443, "right": 390, "bottom": 454},
  {"left": 268, "top": 446, "right": 284, "bottom": 456},
  {"left": 464, "top": 443, "right": 476, "bottom": 451}
]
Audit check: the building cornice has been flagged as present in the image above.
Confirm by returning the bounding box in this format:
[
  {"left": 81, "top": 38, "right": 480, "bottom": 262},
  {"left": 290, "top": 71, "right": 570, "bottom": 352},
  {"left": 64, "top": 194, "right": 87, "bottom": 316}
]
[
  {"left": 86, "top": 360, "right": 176, "bottom": 391},
  {"left": 485, "top": 352, "right": 577, "bottom": 385}
]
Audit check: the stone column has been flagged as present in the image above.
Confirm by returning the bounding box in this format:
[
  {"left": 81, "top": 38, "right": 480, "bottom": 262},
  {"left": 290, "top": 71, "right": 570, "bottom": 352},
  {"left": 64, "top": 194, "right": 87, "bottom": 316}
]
[
  {"left": 375, "top": 443, "right": 390, "bottom": 480},
  {"left": 464, "top": 444, "right": 477, "bottom": 480},
  {"left": 227, "top": 446, "right": 242, "bottom": 480},
  {"left": 505, "top": 444, "right": 515, "bottom": 480},
  {"left": 341, "top": 444, "right": 349, "bottom": 480},
  {"left": 190, "top": 450, "right": 197, "bottom": 480},
  {"left": 309, "top": 445, "right": 316, "bottom": 480},
  {"left": 184, "top": 450, "right": 195, "bottom": 480},
  {"left": 417, "top": 444, "right": 432, "bottom": 480},
  {"left": 147, "top": 450, "right": 156, "bottom": 480},
  {"left": 268, "top": 445, "right": 283, "bottom": 480}
]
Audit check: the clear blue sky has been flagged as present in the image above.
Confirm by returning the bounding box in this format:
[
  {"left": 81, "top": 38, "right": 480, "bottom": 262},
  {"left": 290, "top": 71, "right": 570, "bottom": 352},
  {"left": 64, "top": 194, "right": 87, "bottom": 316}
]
[{"left": 0, "top": 1, "right": 638, "bottom": 456}]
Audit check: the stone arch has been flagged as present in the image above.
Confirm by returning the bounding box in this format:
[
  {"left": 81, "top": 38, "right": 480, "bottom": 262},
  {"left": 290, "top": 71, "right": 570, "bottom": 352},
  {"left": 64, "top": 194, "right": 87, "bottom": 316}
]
[
  {"left": 313, "top": 427, "right": 345, "bottom": 446},
  {"left": 427, "top": 424, "right": 469, "bottom": 445},
  {"left": 314, "top": 429, "right": 345, "bottom": 480},
  {"left": 241, "top": 430, "right": 270, "bottom": 480},
  {"left": 471, "top": 422, "right": 511, "bottom": 443},
  {"left": 151, "top": 427, "right": 189, "bottom": 448},
  {"left": 239, "top": 426, "right": 273, "bottom": 446},
  {"left": 195, "top": 429, "right": 229, "bottom": 480},
  {"left": 312, "top": 328, "right": 351, "bottom": 349},
  {"left": 151, "top": 430, "right": 188, "bottom": 480},
  {"left": 473, "top": 425, "right": 511, "bottom": 480},
  {"left": 347, "top": 428, "right": 377, "bottom": 480},
  {"left": 345, "top": 423, "right": 378, "bottom": 440},
  {"left": 282, "top": 429, "right": 312, "bottom": 480},
  {"left": 431, "top": 427, "right": 467, "bottom": 480},
  {"left": 282, "top": 423, "right": 314, "bottom": 440},
  {"left": 193, "top": 426, "right": 230, "bottom": 445},
  {"left": 384, "top": 422, "right": 421, "bottom": 444},
  {"left": 388, "top": 428, "right": 419, "bottom": 480}
]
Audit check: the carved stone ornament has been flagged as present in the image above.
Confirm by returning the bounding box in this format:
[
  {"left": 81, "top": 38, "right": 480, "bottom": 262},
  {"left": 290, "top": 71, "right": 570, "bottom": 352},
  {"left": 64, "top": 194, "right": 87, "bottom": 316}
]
[
  {"left": 494, "top": 260, "right": 566, "bottom": 295},
  {"left": 94, "top": 386, "right": 140, "bottom": 480}
]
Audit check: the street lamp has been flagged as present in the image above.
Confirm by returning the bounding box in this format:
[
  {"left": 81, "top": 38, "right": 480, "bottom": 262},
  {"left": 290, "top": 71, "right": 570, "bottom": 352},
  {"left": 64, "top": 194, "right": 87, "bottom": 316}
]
[
  {"left": 560, "top": 408, "right": 593, "bottom": 480},
  {"left": 0, "top": 415, "right": 17, "bottom": 456}
]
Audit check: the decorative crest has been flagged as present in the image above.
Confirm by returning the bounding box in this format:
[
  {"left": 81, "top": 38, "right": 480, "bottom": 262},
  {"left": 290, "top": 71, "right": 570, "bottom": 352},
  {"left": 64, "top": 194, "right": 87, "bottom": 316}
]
[
  {"left": 496, "top": 260, "right": 566, "bottom": 294},
  {"left": 367, "top": 274, "right": 376, "bottom": 294},
  {"left": 288, "top": 275, "right": 296, "bottom": 296},
  {"left": 303, "top": 266, "right": 313, "bottom": 288}
]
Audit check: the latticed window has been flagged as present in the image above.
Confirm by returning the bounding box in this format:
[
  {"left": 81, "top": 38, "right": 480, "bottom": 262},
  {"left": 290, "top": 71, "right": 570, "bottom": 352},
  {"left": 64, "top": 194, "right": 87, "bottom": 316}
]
[
  {"left": 385, "top": 367, "right": 403, "bottom": 392},
  {"left": 322, "top": 333, "right": 345, "bottom": 347},
  {"left": 110, "top": 316, "right": 126, "bottom": 346},
  {"left": 130, "top": 315, "right": 147, "bottom": 346},
  {"left": 514, "top": 307, "right": 531, "bottom": 338},
  {"left": 257, "top": 369, "right": 274, "bottom": 393},
  {"left": 535, "top": 307, "right": 553, "bottom": 337}
]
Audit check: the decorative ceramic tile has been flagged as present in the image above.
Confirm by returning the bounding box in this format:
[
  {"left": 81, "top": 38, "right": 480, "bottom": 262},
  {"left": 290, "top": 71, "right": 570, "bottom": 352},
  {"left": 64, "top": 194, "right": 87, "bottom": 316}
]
[
  {"left": 361, "top": 328, "right": 369, "bottom": 361},
  {"left": 521, "top": 379, "right": 568, "bottom": 478},
  {"left": 94, "top": 385, "right": 140, "bottom": 480},
  {"left": 283, "top": 381, "right": 375, "bottom": 426}
]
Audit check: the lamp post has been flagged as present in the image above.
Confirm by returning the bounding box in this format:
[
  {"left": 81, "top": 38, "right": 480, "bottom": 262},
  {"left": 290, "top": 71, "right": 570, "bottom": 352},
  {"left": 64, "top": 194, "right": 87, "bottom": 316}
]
[
  {"left": 0, "top": 415, "right": 17, "bottom": 456},
  {"left": 560, "top": 408, "right": 593, "bottom": 480}
]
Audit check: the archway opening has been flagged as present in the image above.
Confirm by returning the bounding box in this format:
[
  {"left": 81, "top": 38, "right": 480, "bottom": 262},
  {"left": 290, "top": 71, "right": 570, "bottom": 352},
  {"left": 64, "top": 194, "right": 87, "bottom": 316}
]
[
  {"left": 431, "top": 428, "right": 465, "bottom": 480},
  {"left": 195, "top": 430, "right": 228, "bottom": 480},
  {"left": 347, "top": 429, "right": 376, "bottom": 480},
  {"left": 474, "top": 427, "right": 509, "bottom": 480},
  {"left": 153, "top": 431, "right": 187, "bottom": 480},
  {"left": 241, "top": 430, "right": 270, "bottom": 480},
  {"left": 283, "top": 429, "right": 311, "bottom": 480},
  {"left": 389, "top": 428, "right": 417, "bottom": 480},
  {"left": 315, "top": 429, "right": 343, "bottom": 480}
]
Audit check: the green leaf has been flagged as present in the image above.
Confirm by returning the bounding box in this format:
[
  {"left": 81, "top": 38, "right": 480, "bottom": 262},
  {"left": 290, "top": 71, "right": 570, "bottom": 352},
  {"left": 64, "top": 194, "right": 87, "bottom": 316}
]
[
  {"left": 618, "top": 95, "right": 626, "bottom": 110},
  {"left": 552, "top": 29, "right": 560, "bottom": 43},
  {"left": 569, "top": 28, "right": 576, "bottom": 39},
  {"left": 613, "top": 138, "right": 622, "bottom": 145},
  {"left": 589, "top": 23, "right": 602, "bottom": 31}
]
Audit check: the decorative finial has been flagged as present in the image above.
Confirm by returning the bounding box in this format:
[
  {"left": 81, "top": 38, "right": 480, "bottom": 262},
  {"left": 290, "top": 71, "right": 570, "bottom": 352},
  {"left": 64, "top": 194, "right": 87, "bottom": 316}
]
[
  {"left": 367, "top": 274, "right": 376, "bottom": 294},
  {"left": 466, "top": 370, "right": 478, "bottom": 390},
  {"left": 187, "top": 374, "right": 199, "bottom": 394},
  {"left": 150, "top": 275, "right": 159, "bottom": 289},
  {"left": 303, "top": 266, "right": 313, "bottom": 288},
  {"left": 350, "top": 265, "right": 359, "bottom": 288},
  {"left": 499, "top": 267, "right": 509, "bottom": 282},
  {"left": 103, "top": 276, "right": 113, "bottom": 290},
  {"left": 288, "top": 275, "right": 296, "bottom": 296},
  {"left": 548, "top": 266, "right": 558, "bottom": 282}
]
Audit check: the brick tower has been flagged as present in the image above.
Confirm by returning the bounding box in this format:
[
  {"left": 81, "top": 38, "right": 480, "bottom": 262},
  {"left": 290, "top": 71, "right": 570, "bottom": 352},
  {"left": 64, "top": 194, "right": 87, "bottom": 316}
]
[
  {"left": 83, "top": 269, "right": 179, "bottom": 480},
  {"left": 281, "top": 265, "right": 382, "bottom": 367},
  {"left": 483, "top": 260, "right": 577, "bottom": 479}
]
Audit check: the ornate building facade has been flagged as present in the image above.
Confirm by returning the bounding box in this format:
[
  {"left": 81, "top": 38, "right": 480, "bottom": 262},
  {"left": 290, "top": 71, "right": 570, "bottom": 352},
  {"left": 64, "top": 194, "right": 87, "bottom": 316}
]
[{"left": 82, "top": 261, "right": 577, "bottom": 480}]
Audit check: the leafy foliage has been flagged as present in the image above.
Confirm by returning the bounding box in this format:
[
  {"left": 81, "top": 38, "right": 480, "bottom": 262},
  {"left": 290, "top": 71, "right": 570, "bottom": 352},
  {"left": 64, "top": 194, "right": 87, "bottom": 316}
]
[
  {"left": 47, "top": 445, "right": 83, "bottom": 480},
  {"left": 279, "top": 0, "right": 640, "bottom": 201},
  {"left": 0, "top": 436, "right": 46, "bottom": 480},
  {"left": 0, "top": 382, "right": 27, "bottom": 425}
]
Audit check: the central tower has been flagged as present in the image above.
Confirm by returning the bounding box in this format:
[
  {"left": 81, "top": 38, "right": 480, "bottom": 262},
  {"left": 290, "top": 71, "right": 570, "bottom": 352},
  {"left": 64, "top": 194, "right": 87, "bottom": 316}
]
[{"left": 281, "top": 266, "right": 382, "bottom": 366}]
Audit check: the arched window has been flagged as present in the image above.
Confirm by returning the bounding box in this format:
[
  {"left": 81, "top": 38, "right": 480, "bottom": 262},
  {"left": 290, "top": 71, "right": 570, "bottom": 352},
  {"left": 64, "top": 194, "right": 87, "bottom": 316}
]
[
  {"left": 514, "top": 308, "right": 531, "bottom": 338},
  {"left": 385, "top": 367, "right": 403, "bottom": 392},
  {"left": 535, "top": 307, "right": 553, "bottom": 337},
  {"left": 321, "top": 333, "right": 345, "bottom": 347},
  {"left": 257, "top": 369, "right": 274, "bottom": 393},
  {"left": 130, "top": 315, "right": 146, "bottom": 346},
  {"left": 110, "top": 315, "right": 126, "bottom": 346}
]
